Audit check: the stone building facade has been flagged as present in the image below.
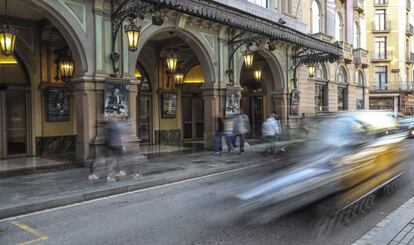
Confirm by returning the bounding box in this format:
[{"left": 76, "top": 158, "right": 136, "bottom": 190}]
[
  {"left": 366, "top": 0, "right": 414, "bottom": 116},
  {"left": 0, "top": 0, "right": 344, "bottom": 167},
  {"left": 298, "top": 0, "right": 369, "bottom": 117}
]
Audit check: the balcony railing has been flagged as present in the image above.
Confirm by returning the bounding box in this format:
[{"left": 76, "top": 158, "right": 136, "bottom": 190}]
[
  {"left": 407, "top": 0, "right": 411, "bottom": 11},
  {"left": 338, "top": 41, "right": 353, "bottom": 62},
  {"left": 374, "top": 0, "right": 388, "bottom": 7},
  {"left": 372, "top": 21, "right": 391, "bottom": 32},
  {"left": 407, "top": 24, "right": 413, "bottom": 36},
  {"left": 370, "top": 83, "right": 414, "bottom": 91},
  {"left": 353, "top": 48, "right": 369, "bottom": 66},
  {"left": 311, "top": 33, "right": 335, "bottom": 43},
  {"left": 371, "top": 50, "right": 393, "bottom": 61},
  {"left": 354, "top": 0, "right": 364, "bottom": 12}
]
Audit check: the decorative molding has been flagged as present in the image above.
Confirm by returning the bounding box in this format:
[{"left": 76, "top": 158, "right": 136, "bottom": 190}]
[
  {"left": 58, "top": 0, "right": 87, "bottom": 33},
  {"left": 200, "top": 32, "right": 214, "bottom": 54}
]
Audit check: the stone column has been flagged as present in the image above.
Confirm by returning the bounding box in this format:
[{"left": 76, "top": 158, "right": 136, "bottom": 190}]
[
  {"left": 271, "top": 90, "right": 289, "bottom": 125},
  {"left": 73, "top": 80, "right": 97, "bottom": 164},
  {"left": 201, "top": 84, "right": 225, "bottom": 150}
]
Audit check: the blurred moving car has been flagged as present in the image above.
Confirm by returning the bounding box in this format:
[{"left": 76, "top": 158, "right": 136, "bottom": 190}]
[
  {"left": 398, "top": 117, "right": 414, "bottom": 138},
  {"left": 236, "top": 111, "right": 409, "bottom": 223}
]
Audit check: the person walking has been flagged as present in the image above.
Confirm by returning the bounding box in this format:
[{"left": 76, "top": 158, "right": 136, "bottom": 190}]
[
  {"left": 106, "top": 119, "right": 127, "bottom": 182},
  {"left": 262, "top": 113, "right": 280, "bottom": 155},
  {"left": 213, "top": 117, "right": 224, "bottom": 155},
  {"left": 223, "top": 116, "right": 235, "bottom": 152},
  {"left": 233, "top": 111, "right": 250, "bottom": 154}
]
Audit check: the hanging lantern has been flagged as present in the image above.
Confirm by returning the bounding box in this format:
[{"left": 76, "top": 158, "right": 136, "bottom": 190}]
[
  {"left": 308, "top": 64, "right": 316, "bottom": 78},
  {"left": 0, "top": 25, "right": 17, "bottom": 56},
  {"left": 243, "top": 48, "right": 254, "bottom": 68},
  {"left": 125, "top": 20, "right": 140, "bottom": 52},
  {"left": 253, "top": 67, "right": 262, "bottom": 81},
  {"left": 55, "top": 48, "right": 75, "bottom": 82},
  {"left": 59, "top": 55, "right": 75, "bottom": 81},
  {"left": 166, "top": 50, "right": 178, "bottom": 73},
  {"left": 174, "top": 66, "right": 185, "bottom": 88}
]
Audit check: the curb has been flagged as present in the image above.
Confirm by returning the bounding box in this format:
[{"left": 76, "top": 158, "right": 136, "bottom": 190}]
[
  {"left": 353, "top": 197, "right": 414, "bottom": 245},
  {"left": 0, "top": 161, "right": 268, "bottom": 220}
]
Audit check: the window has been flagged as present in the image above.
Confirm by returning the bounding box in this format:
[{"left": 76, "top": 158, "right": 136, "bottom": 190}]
[
  {"left": 335, "top": 12, "right": 344, "bottom": 41},
  {"left": 313, "top": 63, "right": 327, "bottom": 80},
  {"left": 247, "top": 0, "right": 268, "bottom": 8},
  {"left": 375, "top": 9, "right": 386, "bottom": 30},
  {"left": 375, "top": 37, "right": 387, "bottom": 59},
  {"left": 354, "top": 22, "right": 361, "bottom": 48},
  {"left": 338, "top": 87, "right": 347, "bottom": 111},
  {"left": 375, "top": 0, "right": 386, "bottom": 4},
  {"left": 374, "top": 66, "right": 388, "bottom": 89},
  {"left": 315, "top": 84, "right": 327, "bottom": 112},
  {"left": 336, "top": 66, "right": 347, "bottom": 83},
  {"left": 311, "top": 1, "right": 322, "bottom": 34},
  {"left": 356, "top": 70, "right": 365, "bottom": 85}
]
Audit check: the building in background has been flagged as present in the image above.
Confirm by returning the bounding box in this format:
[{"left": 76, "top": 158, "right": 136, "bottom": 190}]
[
  {"left": 299, "top": 0, "right": 369, "bottom": 115},
  {"left": 366, "top": 0, "right": 414, "bottom": 115}
]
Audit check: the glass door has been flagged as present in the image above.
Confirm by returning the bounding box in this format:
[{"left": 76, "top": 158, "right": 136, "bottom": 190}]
[
  {"left": 137, "top": 95, "right": 152, "bottom": 144},
  {"left": 182, "top": 95, "right": 193, "bottom": 139},
  {"left": 1, "top": 91, "right": 28, "bottom": 158}
]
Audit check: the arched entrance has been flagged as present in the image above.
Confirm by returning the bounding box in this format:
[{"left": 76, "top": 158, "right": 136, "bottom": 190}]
[
  {"left": 136, "top": 63, "right": 153, "bottom": 144},
  {"left": 241, "top": 80, "right": 265, "bottom": 137},
  {"left": 135, "top": 29, "right": 212, "bottom": 146},
  {"left": 181, "top": 65, "right": 205, "bottom": 140},
  {"left": 239, "top": 51, "right": 283, "bottom": 137},
  {"left": 0, "top": 55, "right": 30, "bottom": 158},
  {"left": 0, "top": 0, "right": 87, "bottom": 167}
]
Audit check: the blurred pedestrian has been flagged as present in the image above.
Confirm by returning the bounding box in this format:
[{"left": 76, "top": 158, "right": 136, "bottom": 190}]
[
  {"left": 300, "top": 113, "right": 308, "bottom": 136},
  {"left": 262, "top": 113, "right": 280, "bottom": 155},
  {"left": 224, "top": 116, "right": 235, "bottom": 152},
  {"left": 106, "top": 119, "right": 127, "bottom": 182},
  {"left": 213, "top": 117, "right": 224, "bottom": 155},
  {"left": 233, "top": 111, "right": 250, "bottom": 154}
]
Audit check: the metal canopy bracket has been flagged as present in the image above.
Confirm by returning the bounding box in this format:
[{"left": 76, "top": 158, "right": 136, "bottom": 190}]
[
  {"left": 226, "top": 29, "right": 266, "bottom": 85},
  {"left": 111, "top": 0, "right": 156, "bottom": 75},
  {"left": 290, "top": 45, "right": 342, "bottom": 89}
]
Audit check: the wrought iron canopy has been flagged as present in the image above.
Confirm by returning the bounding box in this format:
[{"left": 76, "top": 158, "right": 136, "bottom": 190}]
[{"left": 139, "top": 0, "right": 342, "bottom": 57}]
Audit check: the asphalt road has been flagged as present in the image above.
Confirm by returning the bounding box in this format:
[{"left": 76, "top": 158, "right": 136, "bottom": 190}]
[{"left": 1, "top": 144, "right": 414, "bottom": 245}]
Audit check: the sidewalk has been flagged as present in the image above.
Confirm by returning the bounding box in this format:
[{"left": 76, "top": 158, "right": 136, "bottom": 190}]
[
  {"left": 353, "top": 197, "right": 414, "bottom": 245},
  {"left": 0, "top": 144, "right": 275, "bottom": 220}
]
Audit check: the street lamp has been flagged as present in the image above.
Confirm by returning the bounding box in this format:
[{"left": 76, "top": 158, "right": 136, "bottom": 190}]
[
  {"left": 125, "top": 20, "right": 140, "bottom": 52},
  {"left": 308, "top": 64, "right": 316, "bottom": 78},
  {"left": 253, "top": 66, "right": 262, "bottom": 81},
  {"left": 243, "top": 48, "right": 254, "bottom": 68},
  {"left": 165, "top": 49, "right": 178, "bottom": 73},
  {"left": 0, "top": 0, "right": 17, "bottom": 56},
  {"left": 174, "top": 66, "right": 185, "bottom": 88},
  {"left": 55, "top": 48, "right": 75, "bottom": 82}
]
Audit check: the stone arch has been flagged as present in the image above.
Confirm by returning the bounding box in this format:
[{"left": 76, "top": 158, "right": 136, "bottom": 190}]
[
  {"left": 355, "top": 68, "right": 366, "bottom": 85},
  {"left": 236, "top": 48, "right": 285, "bottom": 91},
  {"left": 21, "top": 0, "right": 89, "bottom": 77},
  {"left": 336, "top": 64, "right": 349, "bottom": 84},
  {"left": 129, "top": 24, "right": 216, "bottom": 85}
]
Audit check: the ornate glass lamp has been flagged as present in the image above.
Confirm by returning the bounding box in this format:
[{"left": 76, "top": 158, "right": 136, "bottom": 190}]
[
  {"left": 166, "top": 50, "right": 178, "bottom": 73},
  {"left": 125, "top": 20, "right": 140, "bottom": 52},
  {"left": 308, "top": 64, "right": 316, "bottom": 78},
  {"left": 253, "top": 66, "right": 262, "bottom": 81},
  {"left": 174, "top": 66, "right": 185, "bottom": 88},
  {"left": 243, "top": 48, "right": 254, "bottom": 68}
]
